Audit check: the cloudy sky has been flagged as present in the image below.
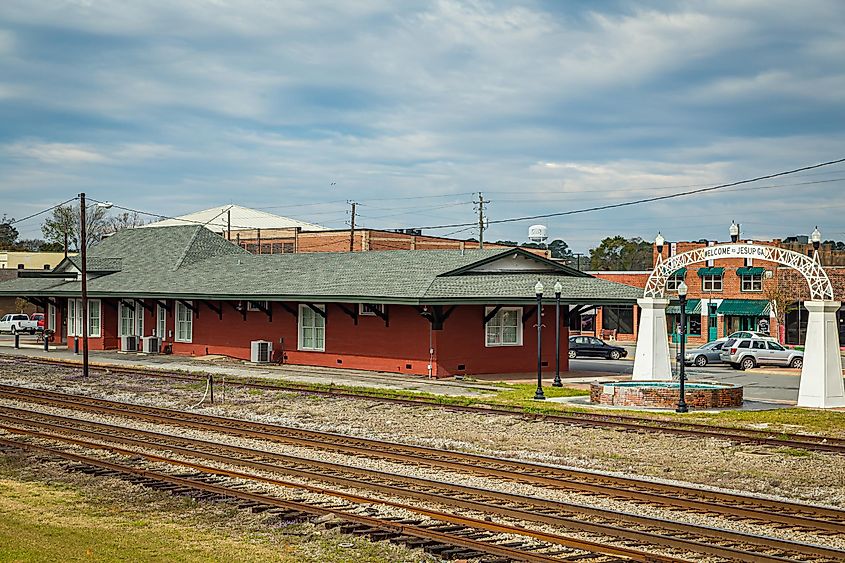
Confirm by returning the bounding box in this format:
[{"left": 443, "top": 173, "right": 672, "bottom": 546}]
[{"left": 1, "top": 0, "right": 843, "bottom": 252}]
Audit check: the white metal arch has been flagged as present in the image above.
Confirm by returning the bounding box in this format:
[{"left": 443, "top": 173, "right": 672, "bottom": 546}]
[{"left": 643, "top": 244, "right": 833, "bottom": 300}]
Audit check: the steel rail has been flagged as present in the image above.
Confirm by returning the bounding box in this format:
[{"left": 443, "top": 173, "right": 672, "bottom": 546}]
[
  {"left": 0, "top": 434, "right": 682, "bottom": 563},
  {"left": 1, "top": 383, "right": 843, "bottom": 533},
  {"left": 1, "top": 405, "right": 838, "bottom": 562},
  {"left": 7, "top": 356, "right": 845, "bottom": 454}
]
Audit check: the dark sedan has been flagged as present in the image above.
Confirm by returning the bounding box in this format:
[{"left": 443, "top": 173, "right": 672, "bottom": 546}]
[{"left": 568, "top": 336, "right": 628, "bottom": 360}]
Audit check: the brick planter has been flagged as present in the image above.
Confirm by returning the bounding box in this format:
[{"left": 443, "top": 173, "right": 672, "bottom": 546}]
[{"left": 590, "top": 381, "right": 743, "bottom": 409}]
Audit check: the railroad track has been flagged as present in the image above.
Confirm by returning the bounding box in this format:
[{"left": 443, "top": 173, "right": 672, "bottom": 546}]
[
  {"left": 5, "top": 355, "right": 845, "bottom": 455},
  {"left": 1, "top": 436, "right": 664, "bottom": 563},
  {"left": 2, "top": 385, "right": 845, "bottom": 556},
  {"left": 2, "top": 404, "right": 843, "bottom": 562}
]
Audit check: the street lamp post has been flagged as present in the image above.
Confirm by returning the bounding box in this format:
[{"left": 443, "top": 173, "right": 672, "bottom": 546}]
[
  {"left": 730, "top": 221, "right": 740, "bottom": 243},
  {"left": 811, "top": 226, "right": 822, "bottom": 254},
  {"left": 534, "top": 280, "right": 545, "bottom": 400},
  {"left": 676, "top": 280, "right": 689, "bottom": 413},
  {"left": 79, "top": 193, "right": 112, "bottom": 378},
  {"left": 553, "top": 281, "right": 563, "bottom": 387}
]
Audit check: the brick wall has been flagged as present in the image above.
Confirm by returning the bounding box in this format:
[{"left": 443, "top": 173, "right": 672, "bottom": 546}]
[{"left": 590, "top": 382, "right": 743, "bottom": 408}]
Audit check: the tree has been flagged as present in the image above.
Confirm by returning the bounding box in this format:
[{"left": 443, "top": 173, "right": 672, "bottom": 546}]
[
  {"left": 547, "top": 239, "right": 573, "bottom": 260},
  {"left": 0, "top": 215, "right": 18, "bottom": 249},
  {"left": 494, "top": 240, "right": 519, "bottom": 246},
  {"left": 764, "top": 283, "right": 798, "bottom": 344},
  {"left": 588, "top": 236, "right": 652, "bottom": 270},
  {"left": 13, "top": 239, "right": 64, "bottom": 252},
  {"left": 105, "top": 211, "right": 146, "bottom": 233},
  {"left": 41, "top": 204, "right": 111, "bottom": 251}
]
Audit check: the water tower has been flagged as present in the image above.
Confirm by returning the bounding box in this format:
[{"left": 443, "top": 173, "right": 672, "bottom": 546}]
[{"left": 528, "top": 224, "right": 548, "bottom": 245}]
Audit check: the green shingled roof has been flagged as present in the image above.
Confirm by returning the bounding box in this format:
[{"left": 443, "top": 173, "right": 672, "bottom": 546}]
[{"left": 0, "top": 225, "right": 641, "bottom": 305}]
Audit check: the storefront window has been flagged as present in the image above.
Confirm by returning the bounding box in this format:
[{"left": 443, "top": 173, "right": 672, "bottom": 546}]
[{"left": 602, "top": 306, "right": 634, "bottom": 334}]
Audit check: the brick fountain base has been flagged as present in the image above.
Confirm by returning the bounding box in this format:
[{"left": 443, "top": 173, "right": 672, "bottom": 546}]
[{"left": 590, "top": 381, "right": 743, "bottom": 409}]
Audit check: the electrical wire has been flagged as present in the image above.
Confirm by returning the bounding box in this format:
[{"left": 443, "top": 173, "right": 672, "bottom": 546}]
[
  {"left": 409, "top": 157, "right": 845, "bottom": 230},
  {"left": 4, "top": 197, "right": 80, "bottom": 226}
]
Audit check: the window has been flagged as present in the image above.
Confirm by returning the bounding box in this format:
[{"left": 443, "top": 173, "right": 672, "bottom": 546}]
[
  {"left": 767, "top": 341, "right": 785, "bottom": 351},
  {"left": 283, "top": 242, "right": 295, "bottom": 253},
  {"left": 247, "top": 301, "right": 268, "bottom": 312},
  {"left": 17, "top": 264, "right": 24, "bottom": 269},
  {"left": 741, "top": 274, "right": 762, "bottom": 292},
  {"left": 485, "top": 307, "right": 522, "bottom": 347},
  {"left": 48, "top": 304, "right": 56, "bottom": 332},
  {"left": 157, "top": 304, "right": 166, "bottom": 338},
  {"left": 752, "top": 340, "right": 766, "bottom": 350},
  {"left": 602, "top": 306, "right": 634, "bottom": 334},
  {"left": 701, "top": 274, "right": 723, "bottom": 291},
  {"left": 119, "top": 302, "right": 136, "bottom": 337},
  {"left": 738, "top": 340, "right": 750, "bottom": 349},
  {"left": 88, "top": 300, "right": 101, "bottom": 337},
  {"left": 666, "top": 273, "right": 684, "bottom": 291},
  {"left": 68, "top": 299, "right": 100, "bottom": 337},
  {"left": 175, "top": 301, "right": 193, "bottom": 343},
  {"left": 359, "top": 303, "right": 385, "bottom": 316},
  {"left": 298, "top": 304, "right": 325, "bottom": 351}
]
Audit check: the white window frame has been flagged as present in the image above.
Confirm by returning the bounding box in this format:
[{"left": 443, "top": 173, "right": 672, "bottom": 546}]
[
  {"left": 485, "top": 306, "right": 523, "bottom": 347},
  {"left": 298, "top": 304, "right": 325, "bottom": 351},
  {"left": 157, "top": 304, "right": 167, "bottom": 339},
  {"left": 359, "top": 303, "right": 384, "bottom": 316},
  {"left": 119, "top": 301, "right": 136, "bottom": 337},
  {"left": 246, "top": 300, "right": 268, "bottom": 312},
  {"left": 741, "top": 274, "right": 763, "bottom": 292},
  {"left": 68, "top": 298, "right": 100, "bottom": 337},
  {"left": 48, "top": 303, "right": 57, "bottom": 332},
  {"left": 702, "top": 274, "right": 723, "bottom": 292},
  {"left": 666, "top": 274, "right": 684, "bottom": 291},
  {"left": 175, "top": 301, "right": 193, "bottom": 343}
]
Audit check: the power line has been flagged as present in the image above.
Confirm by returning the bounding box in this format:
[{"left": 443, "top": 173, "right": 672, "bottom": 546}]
[
  {"left": 5, "top": 197, "right": 80, "bottom": 226},
  {"left": 408, "top": 157, "right": 845, "bottom": 231}
]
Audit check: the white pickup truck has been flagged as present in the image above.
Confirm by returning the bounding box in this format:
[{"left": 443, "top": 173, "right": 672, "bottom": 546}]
[{"left": 0, "top": 314, "right": 39, "bottom": 334}]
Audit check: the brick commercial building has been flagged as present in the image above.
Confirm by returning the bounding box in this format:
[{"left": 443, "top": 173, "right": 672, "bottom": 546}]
[
  {"left": 593, "top": 238, "right": 845, "bottom": 346},
  {"left": 0, "top": 226, "right": 638, "bottom": 377}
]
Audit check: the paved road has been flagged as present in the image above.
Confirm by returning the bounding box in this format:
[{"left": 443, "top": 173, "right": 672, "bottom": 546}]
[{"left": 569, "top": 357, "right": 820, "bottom": 403}]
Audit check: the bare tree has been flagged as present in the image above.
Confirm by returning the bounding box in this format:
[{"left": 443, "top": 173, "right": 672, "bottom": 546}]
[
  {"left": 764, "top": 282, "right": 798, "bottom": 344},
  {"left": 41, "top": 204, "right": 111, "bottom": 251},
  {"left": 105, "top": 211, "right": 146, "bottom": 234}
]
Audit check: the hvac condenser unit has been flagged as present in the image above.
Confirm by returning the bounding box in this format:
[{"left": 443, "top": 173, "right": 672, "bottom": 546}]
[
  {"left": 120, "top": 335, "right": 139, "bottom": 352},
  {"left": 250, "top": 340, "right": 273, "bottom": 363},
  {"left": 141, "top": 336, "right": 161, "bottom": 354}
]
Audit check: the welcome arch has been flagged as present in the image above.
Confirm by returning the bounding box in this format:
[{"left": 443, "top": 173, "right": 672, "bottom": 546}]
[{"left": 632, "top": 243, "right": 844, "bottom": 408}]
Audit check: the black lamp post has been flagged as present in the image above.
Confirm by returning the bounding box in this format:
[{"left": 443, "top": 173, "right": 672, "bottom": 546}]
[
  {"left": 553, "top": 281, "right": 563, "bottom": 387},
  {"left": 676, "top": 280, "right": 689, "bottom": 413},
  {"left": 534, "top": 280, "right": 545, "bottom": 400}
]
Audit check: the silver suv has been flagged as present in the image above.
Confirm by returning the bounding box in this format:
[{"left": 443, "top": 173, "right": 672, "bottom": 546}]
[{"left": 720, "top": 338, "right": 804, "bottom": 370}]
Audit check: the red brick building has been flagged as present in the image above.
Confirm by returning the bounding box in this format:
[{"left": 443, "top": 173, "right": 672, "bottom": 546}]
[
  {"left": 0, "top": 226, "right": 638, "bottom": 377},
  {"left": 593, "top": 239, "right": 845, "bottom": 346}
]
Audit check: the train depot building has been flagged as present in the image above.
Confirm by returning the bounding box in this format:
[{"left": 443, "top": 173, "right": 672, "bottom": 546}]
[{"left": 0, "top": 225, "right": 639, "bottom": 377}]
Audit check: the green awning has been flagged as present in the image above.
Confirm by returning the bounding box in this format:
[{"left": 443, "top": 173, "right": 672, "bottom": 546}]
[
  {"left": 670, "top": 267, "right": 687, "bottom": 277},
  {"left": 717, "top": 299, "right": 770, "bottom": 316},
  {"left": 697, "top": 267, "right": 725, "bottom": 277},
  {"left": 736, "top": 266, "right": 765, "bottom": 277},
  {"left": 667, "top": 298, "right": 701, "bottom": 315}
]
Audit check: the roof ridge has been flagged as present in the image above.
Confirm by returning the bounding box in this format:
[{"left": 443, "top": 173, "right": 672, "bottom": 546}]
[{"left": 172, "top": 226, "right": 204, "bottom": 271}]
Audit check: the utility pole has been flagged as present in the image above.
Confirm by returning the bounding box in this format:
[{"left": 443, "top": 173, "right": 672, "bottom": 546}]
[
  {"left": 79, "top": 192, "right": 89, "bottom": 378},
  {"left": 475, "top": 192, "right": 490, "bottom": 249},
  {"left": 573, "top": 252, "right": 585, "bottom": 271},
  {"left": 227, "top": 209, "right": 231, "bottom": 241},
  {"left": 348, "top": 201, "right": 357, "bottom": 252}
]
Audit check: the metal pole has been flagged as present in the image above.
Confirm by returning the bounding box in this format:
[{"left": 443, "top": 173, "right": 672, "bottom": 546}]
[
  {"left": 676, "top": 294, "right": 688, "bottom": 413},
  {"left": 349, "top": 201, "right": 357, "bottom": 252},
  {"left": 553, "top": 290, "right": 562, "bottom": 387},
  {"left": 534, "top": 291, "right": 545, "bottom": 400},
  {"left": 80, "top": 192, "right": 89, "bottom": 378}
]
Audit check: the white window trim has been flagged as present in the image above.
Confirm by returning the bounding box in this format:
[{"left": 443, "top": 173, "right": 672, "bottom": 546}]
[
  {"left": 741, "top": 274, "right": 763, "bottom": 292},
  {"left": 156, "top": 304, "right": 166, "bottom": 339},
  {"left": 48, "top": 303, "right": 57, "bottom": 332},
  {"left": 118, "top": 302, "right": 136, "bottom": 337},
  {"left": 484, "top": 306, "right": 523, "bottom": 347},
  {"left": 298, "top": 304, "right": 326, "bottom": 352},
  {"left": 68, "top": 298, "right": 100, "bottom": 337},
  {"left": 701, "top": 274, "right": 723, "bottom": 292},
  {"left": 88, "top": 299, "right": 101, "bottom": 338},
  {"left": 175, "top": 301, "right": 193, "bottom": 343},
  {"left": 359, "top": 303, "right": 384, "bottom": 316}
]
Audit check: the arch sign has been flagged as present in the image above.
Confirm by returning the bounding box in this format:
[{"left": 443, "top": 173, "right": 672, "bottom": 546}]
[{"left": 632, "top": 243, "right": 845, "bottom": 408}]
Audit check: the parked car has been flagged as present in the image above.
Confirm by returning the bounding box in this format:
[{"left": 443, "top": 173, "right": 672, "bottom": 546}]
[
  {"left": 725, "top": 331, "right": 776, "bottom": 341},
  {"left": 30, "top": 312, "right": 46, "bottom": 332},
  {"left": 680, "top": 340, "right": 725, "bottom": 367},
  {"left": 568, "top": 336, "right": 628, "bottom": 360},
  {"left": 720, "top": 337, "right": 804, "bottom": 370},
  {"left": 0, "top": 314, "right": 39, "bottom": 335}
]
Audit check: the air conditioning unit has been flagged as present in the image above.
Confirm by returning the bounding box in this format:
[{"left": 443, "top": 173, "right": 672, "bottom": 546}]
[
  {"left": 120, "top": 335, "right": 139, "bottom": 352},
  {"left": 141, "top": 336, "right": 161, "bottom": 354},
  {"left": 251, "top": 340, "right": 273, "bottom": 363}
]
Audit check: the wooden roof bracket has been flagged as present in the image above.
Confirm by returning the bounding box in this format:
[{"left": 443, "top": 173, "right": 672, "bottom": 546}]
[
  {"left": 134, "top": 299, "right": 156, "bottom": 315},
  {"left": 279, "top": 303, "right": 298, "bottom": 319},
  {"left": 177, "top": 299, "right": 199, "bottom": 319},
  {"left": 252, "top": 300, "right": 272, "bottom": 322},
  {"left": 203, "top": 300, "right": 223, "bottom": 320},
  {"left": 483, "top": 305, "right": 503, "bottom": 324},
  {"left": 336, "top": 303, "right": 358, "bottom": 325},
  {"left": 228, "top": 300, "right": 246, "bottom": 321}
]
